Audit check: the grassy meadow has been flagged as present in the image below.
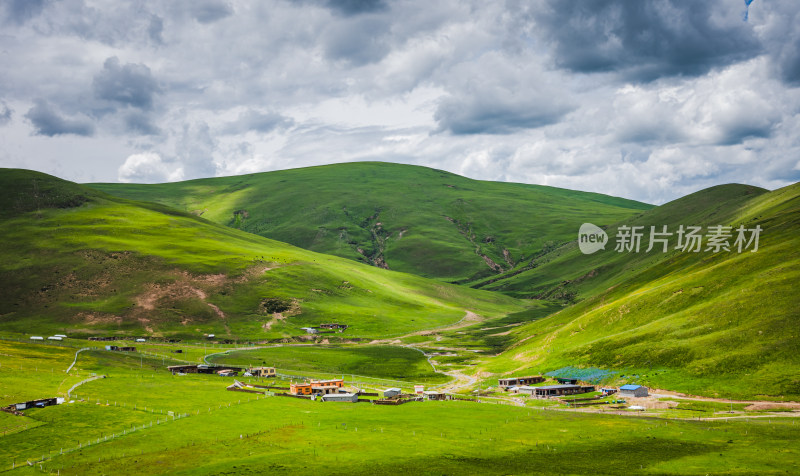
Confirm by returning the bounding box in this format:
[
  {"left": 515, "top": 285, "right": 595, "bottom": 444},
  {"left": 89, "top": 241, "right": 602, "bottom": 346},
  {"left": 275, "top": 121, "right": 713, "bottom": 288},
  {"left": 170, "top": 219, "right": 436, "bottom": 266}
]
[{"left": 208, "top": 344, "right": 448, "bottom": 384}]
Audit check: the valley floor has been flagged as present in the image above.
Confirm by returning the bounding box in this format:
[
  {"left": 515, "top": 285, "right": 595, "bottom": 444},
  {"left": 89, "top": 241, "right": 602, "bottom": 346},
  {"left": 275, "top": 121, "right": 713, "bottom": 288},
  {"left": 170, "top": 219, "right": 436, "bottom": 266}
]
[{"left": 1, "top": 336, "right": 799, "bottom": 475}]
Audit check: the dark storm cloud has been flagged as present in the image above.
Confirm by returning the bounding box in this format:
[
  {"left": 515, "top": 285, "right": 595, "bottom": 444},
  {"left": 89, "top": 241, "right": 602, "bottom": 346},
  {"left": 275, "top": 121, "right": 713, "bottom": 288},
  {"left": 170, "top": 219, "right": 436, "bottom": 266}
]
[
  {"left": 186, "top": 0, "right": 234, "bottom": 24},
  {"left": 435, "top": 97, "right": 570, "bottom": 135},
  {"left": 124, "top": 112, "right": 161, "bottom": 136},
  {"left": 776, "top": 38, "right": 800, "bottom": 85},
  {"left": 0, "top": 101, "right": 11, "bottom": 125},
  {"left": 325, "top": 0, "right": 387, "bottom": 16},
  {"left": 93, "top": 57, "right": 160, "bottom": 110},
  {"left": 535, "top": 0, "right": 762, "bottom": 81},
  {"left": 221, "top": 110, "right": 294, "bottom": 135},
  {"left": 764, "top": 4, "right": 800, "bottom": 86},
  {"left": 323, "top": 15, "right": 392, "bottom": 65},
  {"left": 25, "top": 99, "right": 94, "bottom": 137},
  {"left": 147, "top": 14, "right": 164, "bottom": 44},
  {"left": 2, "top": 0, "right": 47, "bottom": 25}
]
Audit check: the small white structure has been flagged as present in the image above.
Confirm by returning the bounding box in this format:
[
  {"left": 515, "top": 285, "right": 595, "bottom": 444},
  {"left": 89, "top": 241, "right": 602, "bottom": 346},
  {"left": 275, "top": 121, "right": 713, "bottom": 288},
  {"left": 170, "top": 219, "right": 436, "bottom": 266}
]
[
  {"left": 47, "top": 336, "right": 62, "bottom": 341},
  {"left": 321, "top": 393, "right": 358, "bottom": 403},
  {"left": 619, "top": 384, "right": 648, "bottom": 398},
  {"left": 300, "top": 327, "right": 318, "bottom": 334},
  {"left": 135, "top": 338, "right": 146, "bottom": 343},
  {"left": 414, "top": 385, "right": 424, "bottom": 395},
  {"left": 29, "top": 336, "right": 44, "bottom": 341},
  {"left": 207, "top": 334, "right": 215, "bottom": 339},
  {"left": 383, "top": 388, "right": 402, "bottom": 398},
  {"left": 54, "top": 334, "right": 67, "bottom": 338}
]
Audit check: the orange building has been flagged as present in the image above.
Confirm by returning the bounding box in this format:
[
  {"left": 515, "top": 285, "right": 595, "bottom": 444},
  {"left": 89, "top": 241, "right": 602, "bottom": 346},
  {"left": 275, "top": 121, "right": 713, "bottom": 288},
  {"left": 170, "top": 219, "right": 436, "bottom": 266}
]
[
  {"left": 311, "top": 379, "right": 344, "bottom": 389},
  {"left": 290, "top": 383, "right": 313, "bottom": 395},
  {"left": 290, "top": 379, "right": 345, "bottom": 396}
]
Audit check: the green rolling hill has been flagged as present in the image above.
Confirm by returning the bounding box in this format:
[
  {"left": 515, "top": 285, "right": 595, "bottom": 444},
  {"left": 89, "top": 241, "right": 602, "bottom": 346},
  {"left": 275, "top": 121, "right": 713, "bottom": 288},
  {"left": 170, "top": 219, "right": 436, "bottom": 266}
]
[
  {"left": 89, "top": 162, "right": 651, "bottom": 285},
  {"left": 0, "top": 169, "right": 525, "bottom": 340},
  {"left": 480, "top": 181, "right": 800, "bottom": 399}
]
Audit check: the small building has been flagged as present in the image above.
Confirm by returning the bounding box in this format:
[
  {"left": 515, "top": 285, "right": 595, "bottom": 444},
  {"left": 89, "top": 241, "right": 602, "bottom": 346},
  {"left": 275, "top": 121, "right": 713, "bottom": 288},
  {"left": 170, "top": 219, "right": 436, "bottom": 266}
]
[
  {"left": 29, "top": 336, "right": 44, "bottom": 341},
  {"left": 619, "top": 384, "right": 648, "bottom": 398},
  {"left": 498, "top": 375, "right": 545, "bottom": 388},
  {"left": 167, "top": 364, "right": 243, "bottom": 375},
  {"left": 47, "top": 336, "right": 62, "bottom": 341},
  {"left": 135, "top": 338, "right": 146, "bottom": 342},
  {"left": 311, "top": 379, "right": 344, "bottom": 390},
  {"left": 520, "top": 384, "right": 595, "bottom": 397},
  {"left": 414, "top": 385, "right": 424, "bottom": 394},
  {"left": 383, "top": 388, "right": 402, "bottom": 398},
  {"left": 601, "top": 388, "right": 617, "bottom": 396},
  {"left": 207, "top": 334, "right": 215, "bottom": 339},
  {"left": 54, "top": 334, "right": 67, "bottom": 338},
  {"left": 217, "top": 369, "right": 238, "bottom": 377},
  {"left": 556, "top": 377, "right": 579, "bottom": 385},
  {"left": 422, "top": 391, "right": 450, "bottom": 401},
  {"left": 249, "top": 366, "right": 276, "bottom": 378},
  {"left": 321, "top": 393, "right": 358, "bottom": 403},
  {"left": 119, "top": 346, "right": 136, "bottom": 352},
  {"left": 319, "top": 323, "right": 348, "bottom": 330},
  {"left": 290, "top": 383, "right": 313, "bottom": 395},
  {"left": 105, "top": 345, "right": 119, "bottom": 351},
  {"left": 314, "top": 385, "right": 341, "bottom": 395},
  {"left": 11, "top": 397, "right": 62, "bottom": 411}
]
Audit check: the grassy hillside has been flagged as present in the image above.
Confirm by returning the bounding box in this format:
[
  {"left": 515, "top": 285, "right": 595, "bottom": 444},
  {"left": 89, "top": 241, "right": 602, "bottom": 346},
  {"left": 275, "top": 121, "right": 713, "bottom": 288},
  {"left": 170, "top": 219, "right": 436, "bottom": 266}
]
[
  {"left": 480, "top": 182, "right": 800, "bottom": 399},
  {"left": 89, "top": 162, "right": 651, "bottom": 284},
  {"left": 0, "top": 169, "right": 525, "bottom": 340}
]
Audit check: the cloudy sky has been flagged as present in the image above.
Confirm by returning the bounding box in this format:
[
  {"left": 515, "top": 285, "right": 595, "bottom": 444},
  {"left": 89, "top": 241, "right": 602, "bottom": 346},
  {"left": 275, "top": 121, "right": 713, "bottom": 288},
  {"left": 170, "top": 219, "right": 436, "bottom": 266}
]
[{"left": 1, "top": 0, "right": 798, "bottom": 203}]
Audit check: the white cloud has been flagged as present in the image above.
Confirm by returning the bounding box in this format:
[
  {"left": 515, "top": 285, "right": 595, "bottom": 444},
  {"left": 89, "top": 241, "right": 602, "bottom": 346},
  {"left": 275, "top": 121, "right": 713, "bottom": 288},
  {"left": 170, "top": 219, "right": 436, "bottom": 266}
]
[
  {"left": 0, "top": 0, "right": 798, "bottom": 202},
  {"left": 118, "top": 152, "right": 183, "bottom": 183}
]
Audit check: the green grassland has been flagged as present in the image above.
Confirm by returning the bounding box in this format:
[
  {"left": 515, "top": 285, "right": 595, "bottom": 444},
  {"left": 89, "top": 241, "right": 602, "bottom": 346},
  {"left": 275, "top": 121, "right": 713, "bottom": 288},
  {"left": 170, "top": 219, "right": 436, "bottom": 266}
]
[
  {"left": 479, "top": 182, "right": 800, "bottom": 399},
  {"left": 89, "top": 161, "right": 651, "bottom": 283},
  {"left": 209, "top": 344, "right": 448, "bottom": 384},
  {"left": 1, "top": 331, "right": 799, "bottom": 474},
  {"left": 2, "top": 358, "right": 798, "bottom": 474},
  {"left": 0, "top": 169, "right": 525, "bottom": 340}
]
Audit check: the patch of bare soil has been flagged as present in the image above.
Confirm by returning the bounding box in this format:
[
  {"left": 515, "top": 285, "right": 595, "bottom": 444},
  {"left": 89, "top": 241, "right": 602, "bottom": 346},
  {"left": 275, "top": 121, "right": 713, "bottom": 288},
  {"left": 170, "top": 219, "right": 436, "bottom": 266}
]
[
  {"left": 263, "top": 312, "right": 287, "bottom": 330},
  {"left": 745, "top": 402, "right": 800, "bottom": 412},
  {"left": 76, "top": 312, "right": 123, "bottom": 326}
]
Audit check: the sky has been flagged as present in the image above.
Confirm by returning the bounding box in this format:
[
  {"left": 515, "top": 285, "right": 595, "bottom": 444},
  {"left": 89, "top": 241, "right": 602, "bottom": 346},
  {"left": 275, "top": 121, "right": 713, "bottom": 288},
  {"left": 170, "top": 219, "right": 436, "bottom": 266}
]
[{"left": 0, "top": 0, "right": 798, "bottom": 204}]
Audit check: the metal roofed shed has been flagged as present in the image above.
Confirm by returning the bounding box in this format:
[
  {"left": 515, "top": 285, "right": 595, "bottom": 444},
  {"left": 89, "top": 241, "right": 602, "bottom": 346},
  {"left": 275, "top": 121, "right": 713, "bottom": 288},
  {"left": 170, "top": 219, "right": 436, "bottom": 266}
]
[
  {"left": 321, "top": 393, "right": 358, "bottom": 403},
  {"left": 619, "top": 385, "right": 648, "bottom": 398},
  {"left": 47, "top": 336, "right": 62, "bottom": 341},
  {"left": 383, "top": 388, "right": 402, "bottom": 398},
  {"left": 29, "top": 336, "right": 44, "bottom": 340}
]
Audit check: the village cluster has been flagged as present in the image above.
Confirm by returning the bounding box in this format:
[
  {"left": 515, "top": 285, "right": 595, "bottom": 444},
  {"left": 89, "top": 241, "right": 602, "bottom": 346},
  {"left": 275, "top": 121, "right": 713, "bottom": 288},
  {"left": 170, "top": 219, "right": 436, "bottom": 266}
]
[
  {"left": 161, "top": 363, "right": 650, "bottom": 408},
  {"left": 10, "top": 335, "right": 651, "bottom": 416}
]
